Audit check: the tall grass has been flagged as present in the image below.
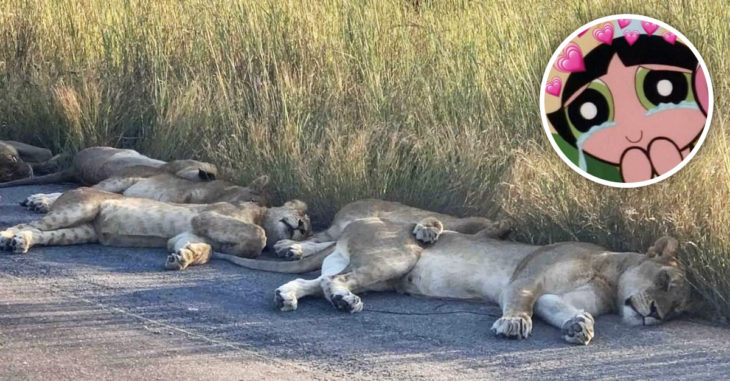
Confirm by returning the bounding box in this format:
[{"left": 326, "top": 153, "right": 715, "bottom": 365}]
[{"left": 0, "top": 0, "right": 728, "bottom": 317}]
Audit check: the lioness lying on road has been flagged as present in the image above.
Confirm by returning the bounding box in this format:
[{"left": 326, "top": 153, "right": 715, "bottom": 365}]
[
  {"left": 0, "top": 146, "right": 218, "bottom": 188},
  {"left": 269, "top": 199, "right": 510, "bottom": 261},
  {"left": 20, "top": 174, "right": 271, "bottom": 213},
  {"left": 240, "top": 214, "right": 691, "bottom": 345},
  {"left": 0, "top": 145, "right": 270, "bottom": 210},
  {"left": 0, "top": 188, "right": 311, "bottom": 270}
]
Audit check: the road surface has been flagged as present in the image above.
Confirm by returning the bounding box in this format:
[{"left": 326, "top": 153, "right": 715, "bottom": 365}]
[{"left": 1, "top": 185, "right": 728, "bottom": 380}]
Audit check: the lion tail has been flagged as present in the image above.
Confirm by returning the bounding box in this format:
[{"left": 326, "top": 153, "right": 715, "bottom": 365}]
[{"left": 211, "top": 245, "right": 334, "bottom": 274}]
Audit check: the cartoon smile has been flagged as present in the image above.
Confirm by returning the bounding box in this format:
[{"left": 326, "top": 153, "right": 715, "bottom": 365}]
[{"left": 625, "top": 130, "right": 643, "bottom": 144}]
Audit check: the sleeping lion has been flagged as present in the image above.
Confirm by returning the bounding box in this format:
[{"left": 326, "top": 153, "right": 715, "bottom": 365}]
[
  {"left": 0, "top": 187, "right": 310, "bottom": 270},
  {"left": 19, "top": 173, "right": 271, "bottom": 213},
  {"left": 0, "top": 146, "right": 218, "bottom": 188},
  {"left": 223, "top": 212, "right": 692, "bottom": 345},
  {"left": 1, "top": 145, "right": 269, "bottom": 211}
]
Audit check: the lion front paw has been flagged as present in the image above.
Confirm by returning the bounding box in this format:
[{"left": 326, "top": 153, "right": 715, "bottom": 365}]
[
  {"left": 273, "top": 239, "right": 303, "bottom": 260},
  {"left": 274, "top": 288, "right": 298, "bottom": 312},
  {"left": 491, "top": 314, "right": 532, "bottom": 339},
  {"left": 165, "top": 248, "right": 194, "bottom": 270},
  {"left": 562, "top": 311, "right": 595, "bottom": 345},
  {"left": 413, "top": 217, "right": 444, "bottom": 244}
]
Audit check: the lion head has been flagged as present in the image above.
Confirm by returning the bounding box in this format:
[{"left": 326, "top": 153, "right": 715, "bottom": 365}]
[
  {"left": 0, "top": 142, "right": 33, "bottom": 182},
  {"left": 617, "top": 236, "right": 692, "bottom": 326},
  {"left": 261, "top": 200, "right": 312, "bottom": 248}
]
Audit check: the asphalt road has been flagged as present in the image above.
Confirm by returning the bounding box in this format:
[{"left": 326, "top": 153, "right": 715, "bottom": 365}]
[{"left": 1, "top": 185, "right": 729, "bottom": 380}]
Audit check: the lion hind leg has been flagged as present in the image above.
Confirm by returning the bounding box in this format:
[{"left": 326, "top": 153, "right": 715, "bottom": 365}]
[
  {"left": 5, "top": 224, "right": 97, "bottom": 253},
  {"left": 274, "top": 277, "right": 324, "bottom": 311},
  {"left": 192, "top": 213, "right": 266, "bottom": 258},
  {"left": 26, "top": 195, "right": 103, "bottom": 231},
  {"left": 92, "top": 177, "right": 143, "bottom": 193},
  {"left": 165, "top": 232, "right": 212, "bottom": 271},
  {"left": 319, "top": 246, "right": 419, "bottom": 314}
]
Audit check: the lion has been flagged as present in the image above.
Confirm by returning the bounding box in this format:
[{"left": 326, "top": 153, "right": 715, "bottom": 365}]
[
  {"left": 0, "top": 146, "right": 218, "bottom": 188},
  {"left": 0, "top": 140, "right": 56, "bottom": 182},
  {"left": 268, "top": 199, "right": 510, "bottom": 261},
  {"left": 19, "top": 173, "right": 271, "bottom": 213},
  {"left": 0, "top": 145, "right": 269, "bottom": 213},
  {"left": 219, "top": 209, "right": 692, "bottom": 345},
  {"left": 0, "top": 187, "right": 311, "bottom": 270}
]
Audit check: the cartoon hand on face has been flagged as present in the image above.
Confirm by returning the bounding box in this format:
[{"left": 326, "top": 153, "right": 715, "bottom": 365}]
[
  {"left": 620, "top": 140, "right": 683, "bottom": 181},
  {"left": 621, "top": 148, "right": 652, "bottom": 182},
  {"left": 648, "top": 139, "right": 683, "bottom": 175}
]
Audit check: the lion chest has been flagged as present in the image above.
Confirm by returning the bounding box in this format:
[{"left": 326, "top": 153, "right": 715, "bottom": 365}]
[{"left": 96, "top": 200, "right": 195, "bottom": 239}]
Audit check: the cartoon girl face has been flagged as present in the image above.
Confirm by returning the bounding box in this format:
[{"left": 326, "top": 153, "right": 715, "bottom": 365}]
[{"left": 548, "top": 31, "right": 710, "bottom": 183}]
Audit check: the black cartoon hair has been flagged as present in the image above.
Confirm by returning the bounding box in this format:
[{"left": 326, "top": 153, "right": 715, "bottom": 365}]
[{"left": 548, "top": 35, "right": 699, "bottom": 146}]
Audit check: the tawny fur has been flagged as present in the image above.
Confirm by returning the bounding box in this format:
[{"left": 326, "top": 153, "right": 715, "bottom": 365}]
[
  {"left": 245, "top": 209, "right": 691, "bottom": 345},
  {"left": 0, "top": 188, "right": 311, "bottom": 271},
  {"left": 0, "top": 146, "right": 217, "bottom": 188},
  {"left": 0, "top": 140, "right": 55, "bottom": 182},
  {"left": 22, "top": 174, "right": 271, "bottom": 213}
]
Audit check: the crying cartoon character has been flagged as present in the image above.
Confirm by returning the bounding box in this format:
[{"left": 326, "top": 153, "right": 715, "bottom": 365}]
[{"left": 546, "top": 20, "right": 710, "bottom": 183}]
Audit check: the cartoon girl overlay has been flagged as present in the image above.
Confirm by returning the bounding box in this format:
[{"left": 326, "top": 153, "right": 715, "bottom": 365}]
[{"left": 544, "top": 18, "right": 711, "bottom": 183}]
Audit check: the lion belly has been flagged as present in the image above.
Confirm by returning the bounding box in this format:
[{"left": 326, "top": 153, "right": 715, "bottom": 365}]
[
  {"left": 397, "top": 238, "right": 531, "bottom": 302},
  {"left": 95, "top": 199, "right": 195, "bottom": 246}
]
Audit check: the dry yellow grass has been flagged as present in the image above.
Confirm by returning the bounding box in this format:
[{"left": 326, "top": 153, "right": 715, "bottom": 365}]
[{"left": 0, "top": 0, "right": 728, "bottom": 316}]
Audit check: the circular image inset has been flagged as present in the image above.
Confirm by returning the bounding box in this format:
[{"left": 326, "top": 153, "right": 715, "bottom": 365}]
[{"left": 540, "top": 15, "right": 713, "bottom": 187}]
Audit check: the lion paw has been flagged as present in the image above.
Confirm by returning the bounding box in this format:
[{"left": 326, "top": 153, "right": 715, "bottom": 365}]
[
  {"left": 274, "top": 239, "right": 303, "bottom": 260},
  {"left": 274, "top": 289, "right": 298, "bottom": 312},
  {"left": 413, "top": 218, "right": 444, "bottom": 244},
  {"left": 491, "top": 314, "right": 532, "bottom": 339},
  {"left": 0, "top": 229, "right": 15, "bottom": 251},
  {"left": 21, "top": 193, "right": 57, "bottom": 213},
  {"left": 165, "top": 248, "right": 194, "bottom": 270},
  {"left": 328, "top": 290, "right": 363, "bottom": 314},
  {"left": 562, "top": 311, "right": 595, "bottom": 345},
  {"left": 9, "top": 232, "right": 32, "bottom": 254}
]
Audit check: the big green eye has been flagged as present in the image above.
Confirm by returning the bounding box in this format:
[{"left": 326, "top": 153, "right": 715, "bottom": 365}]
[
  {"left": 564, "top": 79, "right": 615, "bottom": 138},
  {"left": 635, "top": 67, "right": 694, "bottom": 110}
]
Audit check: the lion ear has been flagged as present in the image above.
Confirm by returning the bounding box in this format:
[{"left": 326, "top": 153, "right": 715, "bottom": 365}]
[
  {"left": 283, "top": 199, "right": 307, "bottom": 213},
  {"left": 647, "top": 236, "right": 680, "bottom": 264}
]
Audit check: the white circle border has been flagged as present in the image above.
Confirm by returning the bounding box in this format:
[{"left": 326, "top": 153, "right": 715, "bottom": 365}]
[{"left": 539, "top": 14, "right": 714, "bottom": 188}]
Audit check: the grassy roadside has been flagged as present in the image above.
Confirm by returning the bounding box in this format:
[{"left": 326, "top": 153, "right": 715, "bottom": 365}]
[{"left": 0, "top": 0, "right": 728, "bottom": 317}]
